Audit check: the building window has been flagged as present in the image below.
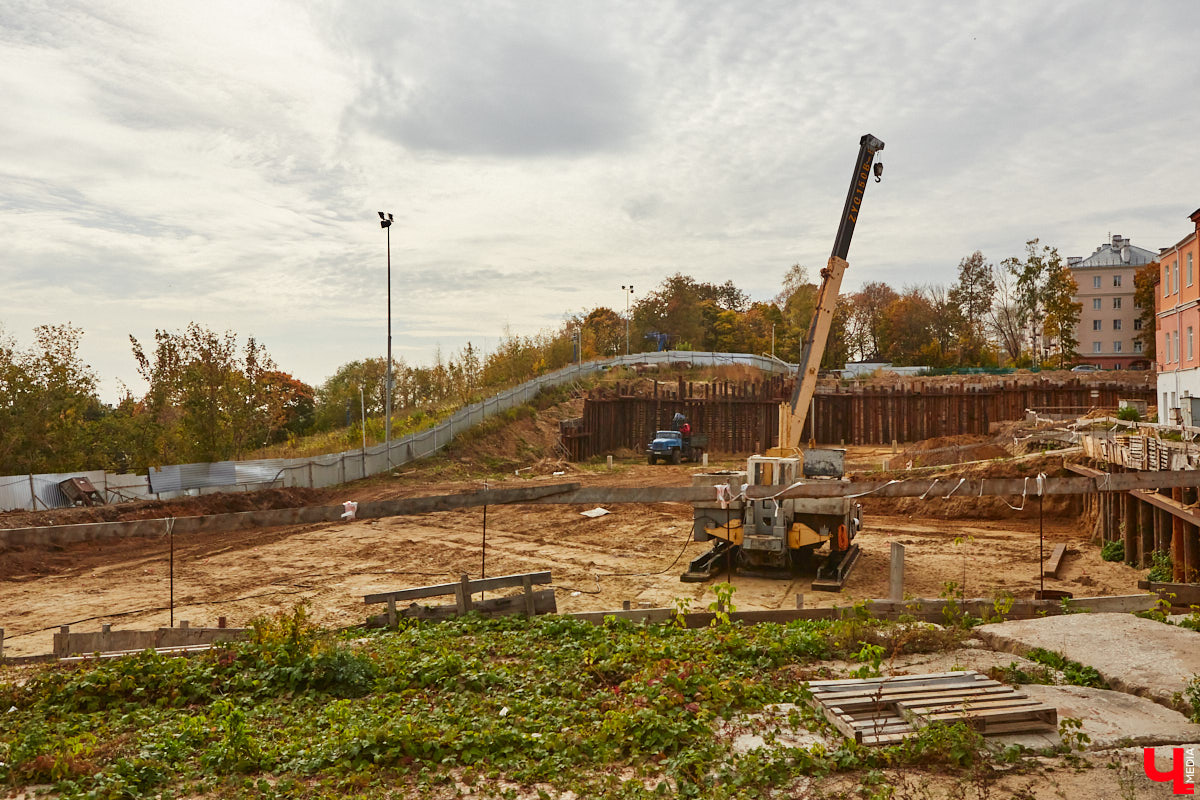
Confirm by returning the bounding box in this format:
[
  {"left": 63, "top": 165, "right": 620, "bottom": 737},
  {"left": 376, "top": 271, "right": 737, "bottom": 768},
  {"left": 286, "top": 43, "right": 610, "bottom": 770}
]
[
  {"left": 1113, "top": 275, "right": 1122, "bottom": 287},
  {"left": 1092, "top": 275, "right": 1101, "bottom": 289},
  {"left": 1175, "top": 260, "right": 1180, "bottom": 294},
  {"left": 1166, "top": 264, "right": 1172, "bottom": 295},
  {"left": 1092, "top": 298, "right": 1102, "bottom": 310},
  {"left": 1190, "top": 253, "right": 1195, "bottom": 287},
  {"left": 1166, "top": 332, "right": 1173, "bottom": 362},
  {"left": 1189, "top": 327, "right": 1194, "bottom": 361},
  {"left": 1175, "top": 330, "right": 1180, "bottom": 362},
  {"left": 1092, "top": 320, "right": 1101, "bottom": 331},
  {"left": 1134, "top": 318, "right": 1143, "bottom": 330},
  {"left": 1134, "top": 340, "right": 1144, "bottom": 353},
  {"left": 1093, "top": 341, "right": 1102, "bottom": 353},
  {"left": 1113, "top": 297, "right": 1122, "bottom": 309},
  {"left": 1113, "top": 319, "right": 1122, "bottom": 330}
]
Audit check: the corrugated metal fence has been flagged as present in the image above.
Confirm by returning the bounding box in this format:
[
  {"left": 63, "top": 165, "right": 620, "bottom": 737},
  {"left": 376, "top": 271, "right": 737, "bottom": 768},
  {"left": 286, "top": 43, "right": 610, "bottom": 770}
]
[{"left": 0, "top": 351, "right": 792, "bottom": 512}]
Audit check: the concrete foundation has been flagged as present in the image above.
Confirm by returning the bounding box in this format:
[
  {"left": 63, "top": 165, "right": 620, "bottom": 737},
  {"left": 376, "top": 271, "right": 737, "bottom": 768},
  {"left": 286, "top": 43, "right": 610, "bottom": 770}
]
[{"left": 976, "top": 613, "right": 1200, "bottom": 714}]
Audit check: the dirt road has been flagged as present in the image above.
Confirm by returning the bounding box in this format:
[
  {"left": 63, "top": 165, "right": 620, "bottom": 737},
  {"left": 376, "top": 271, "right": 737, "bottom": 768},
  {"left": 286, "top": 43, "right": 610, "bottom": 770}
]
[{"left": 0, "top": 460, "right": 1149, "bottom": 657}]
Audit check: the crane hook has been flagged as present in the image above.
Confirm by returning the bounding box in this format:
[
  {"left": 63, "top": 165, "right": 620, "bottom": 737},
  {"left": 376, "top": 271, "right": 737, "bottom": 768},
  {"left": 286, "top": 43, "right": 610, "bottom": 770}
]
[{"left": 873, "top": 162, "right": 883, "bottom": 183}]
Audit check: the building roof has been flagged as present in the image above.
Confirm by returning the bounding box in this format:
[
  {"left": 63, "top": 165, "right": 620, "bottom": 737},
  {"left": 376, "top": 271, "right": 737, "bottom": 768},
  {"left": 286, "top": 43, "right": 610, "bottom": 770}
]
[{"left": 1069, "top": 234, "right": 1157, "bottom": 268}]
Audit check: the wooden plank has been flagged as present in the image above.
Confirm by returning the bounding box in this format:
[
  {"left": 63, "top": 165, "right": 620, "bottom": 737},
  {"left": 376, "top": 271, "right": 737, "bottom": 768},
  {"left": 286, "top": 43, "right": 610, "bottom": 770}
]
[
  {"left": 807, "top": 671, "right": 977, "bottom": 688},
  {"left": 1137, "top": 581, "right": 1200, "bottom": 606},
  {"left": 898, "top": 697, "right": 1041, "bottom": 714},
  {"left": 365, "top": 571, "right": 552, "bottom": 605},
  {"left": 368, "top": 589, "right": 558, "bottom": 623},
  {"left": 827, "top": 686, "right": 1011, "bottom": 712},
  {"left": 1042, "top": 542, "right": 1067, "bottom": 578},
  {"left": 814, "top": 677, "right": 998, "bottom": 700},
  {"left": 812, "top": 699, "right": 864, "bottom": 744},
  {"left": 913, "top": 705, "right": 1056, "bottom": 725}
]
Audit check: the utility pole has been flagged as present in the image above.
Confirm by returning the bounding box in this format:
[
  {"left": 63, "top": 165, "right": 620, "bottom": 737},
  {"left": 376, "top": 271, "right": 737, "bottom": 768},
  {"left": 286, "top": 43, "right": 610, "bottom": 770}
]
[
  {"left": 378, "top": 212, "right": 394, "bottom": 467},
  {"left": 621, "top": 284, "right": 634, "bottom": 355}
]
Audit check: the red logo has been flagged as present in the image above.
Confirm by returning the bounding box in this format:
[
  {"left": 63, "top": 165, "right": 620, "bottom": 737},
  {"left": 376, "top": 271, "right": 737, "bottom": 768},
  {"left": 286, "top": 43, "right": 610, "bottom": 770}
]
[{"left": 1144, "top": 747, "right": 1196, "bottom": 795}]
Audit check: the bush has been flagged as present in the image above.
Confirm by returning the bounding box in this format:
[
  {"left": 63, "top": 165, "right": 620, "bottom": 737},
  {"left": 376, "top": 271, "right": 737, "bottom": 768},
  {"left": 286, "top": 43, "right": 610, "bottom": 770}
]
[
  {"left": 1101, "top": 540, "right": 1125, "bottom": 562},
  {"left": 1147, "top": 550, "right": 1173, "bottom": 582},
  {"left": 1117, "top": 405, "right": 1142, "bottom": 422}
]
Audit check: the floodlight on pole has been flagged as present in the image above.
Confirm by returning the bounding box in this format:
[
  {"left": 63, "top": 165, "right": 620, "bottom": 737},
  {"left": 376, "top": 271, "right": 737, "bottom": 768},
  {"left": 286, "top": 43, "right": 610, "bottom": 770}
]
[
  {"left": 379, "top": 211, "right": 394, "bottom": 468},
  {"left": 621, "top": 284, "right": 634, "bottom": 355}
]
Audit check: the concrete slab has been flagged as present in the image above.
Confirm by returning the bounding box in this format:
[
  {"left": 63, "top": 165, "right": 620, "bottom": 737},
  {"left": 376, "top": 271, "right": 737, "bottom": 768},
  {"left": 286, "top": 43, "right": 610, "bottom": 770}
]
[
  {"left": 1018, "top": 684, "right": 1200, "bottom": 750},
  {"left": 719, "top": 703, "right": 832, "bottom": 754},
  {"left": 976, "top": 613, "right": 1200, "bottom": 713}
]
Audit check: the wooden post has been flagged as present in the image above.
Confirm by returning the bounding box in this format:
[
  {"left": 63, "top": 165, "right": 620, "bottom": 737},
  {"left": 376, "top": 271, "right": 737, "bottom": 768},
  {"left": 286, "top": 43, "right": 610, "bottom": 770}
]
[
  {"left": 522, "top": 574, "right": 536, "bottom": 617},
  {"left": 0, "top": 627, "right": 4, "bottom": 659},
  {"left": 218, "top": 617, "right": 227, "bottom": 629},
  {"left": 1138, "top": 496, "right": 1154, "bottom": 567},
  {"left": 455, "top": 573, "right": 473, "bottom": 614},
  {"left": 889, "top": 542, "right": 905, "bottom": 602},
  {"left": 795, "top": 593, "right": 805, "bottom": 609},
  {"left": 1186, "top": 522, "right": 1200, "bottom": 583},
  {"left": 622, "top": 600, "right": 631, "bottom": 610},
  {"left": 1123, "top": 492, "right": 1137, "bottom": 566},
  {"left": 1173, "top": 488, "right": 1186, "bottom": 583},
  {"left": 179, "top": 620, "right": 189, "bottom": 629},
  {"left": 386, "top": 597, "right": 397, "bottom": 627}
]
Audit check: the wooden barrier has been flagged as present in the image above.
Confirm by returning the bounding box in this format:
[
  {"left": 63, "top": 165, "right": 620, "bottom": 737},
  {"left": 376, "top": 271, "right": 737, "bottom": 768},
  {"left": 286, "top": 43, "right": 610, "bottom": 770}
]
[
  {"left": 364, "top": 571, "right": 555, "bottom": 625},
  {"left": 566, "top": 378, "right": 1155, "bottom": 457}
]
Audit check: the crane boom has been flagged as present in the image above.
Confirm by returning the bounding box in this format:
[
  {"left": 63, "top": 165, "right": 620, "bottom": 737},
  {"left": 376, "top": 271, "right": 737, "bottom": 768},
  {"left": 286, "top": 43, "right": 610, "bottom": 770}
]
[{"left": 777, "top": 134, "right": 885, "bottom": 453}]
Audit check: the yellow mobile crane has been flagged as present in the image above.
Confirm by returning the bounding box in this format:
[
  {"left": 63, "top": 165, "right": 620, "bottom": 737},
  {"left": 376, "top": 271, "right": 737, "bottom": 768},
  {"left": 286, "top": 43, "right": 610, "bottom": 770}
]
[{"left": 683, "top": 134, "right": 885, "bottom": 589}]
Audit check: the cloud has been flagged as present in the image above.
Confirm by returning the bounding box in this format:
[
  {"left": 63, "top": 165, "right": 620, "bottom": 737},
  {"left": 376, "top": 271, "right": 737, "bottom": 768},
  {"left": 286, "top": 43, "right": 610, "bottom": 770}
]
[{"left": 336, "top": 7, "right": 644, "bottom": 156}]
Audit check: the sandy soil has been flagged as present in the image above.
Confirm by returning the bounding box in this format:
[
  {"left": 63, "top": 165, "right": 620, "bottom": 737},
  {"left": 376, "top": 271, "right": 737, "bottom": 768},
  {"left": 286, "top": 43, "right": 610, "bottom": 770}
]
[{"left": 0, "top": 458, "right": 1148, "bottom": 658}]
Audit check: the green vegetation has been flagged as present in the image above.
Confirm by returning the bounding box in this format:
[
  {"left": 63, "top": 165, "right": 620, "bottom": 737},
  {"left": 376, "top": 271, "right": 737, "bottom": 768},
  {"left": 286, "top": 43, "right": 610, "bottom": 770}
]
[
  {"left": 1024, "top": 648, "right": 1107, "bottom": 688},
  {"left": 1116, "top": 405, "right": 1142, "bottom": 422},
  {"left": 989, "top": 648, "right": 1106, "bottom": 689},
  {"left": 1100, "top": 541, "right": 1125, "bottom": 563},
  {"left": 1, "top": 606, "right": 1007, "bottom": 799},
  {"left": 1147, "top": 550, "right": 1173, "bottom": 582}
]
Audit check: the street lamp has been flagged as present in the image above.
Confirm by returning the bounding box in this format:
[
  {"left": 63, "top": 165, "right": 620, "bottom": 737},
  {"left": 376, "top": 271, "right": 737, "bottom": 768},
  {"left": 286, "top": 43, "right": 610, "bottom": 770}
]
[
  {"left": 621, "top": 284, "right": 634, "bottom": 355},
  {"left": 379, "top": 211, "right": 394, "bottom": 467}
]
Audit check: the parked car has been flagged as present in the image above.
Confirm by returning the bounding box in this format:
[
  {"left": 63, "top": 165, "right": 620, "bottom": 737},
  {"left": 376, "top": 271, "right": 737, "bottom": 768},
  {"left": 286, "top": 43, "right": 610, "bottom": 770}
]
[{"left": 1071, "top": 364, "right": 1102, "bottom": 372}]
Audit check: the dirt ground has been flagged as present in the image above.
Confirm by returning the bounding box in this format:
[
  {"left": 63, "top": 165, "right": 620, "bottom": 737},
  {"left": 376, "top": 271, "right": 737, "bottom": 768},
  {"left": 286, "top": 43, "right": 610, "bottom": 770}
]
[{"left": 0, "top": 452, "right": 1148, "bottom": 658}]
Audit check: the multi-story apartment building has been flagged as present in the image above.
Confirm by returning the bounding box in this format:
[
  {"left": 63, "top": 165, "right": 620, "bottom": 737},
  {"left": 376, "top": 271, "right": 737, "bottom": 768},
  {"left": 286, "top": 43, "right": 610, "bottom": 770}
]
[
  {"left": 1068, "top": 234, "right": 1157, "bottom": 369},
  {"left": 1157, "top": 209, "right": 1200, "bottom": 424}
]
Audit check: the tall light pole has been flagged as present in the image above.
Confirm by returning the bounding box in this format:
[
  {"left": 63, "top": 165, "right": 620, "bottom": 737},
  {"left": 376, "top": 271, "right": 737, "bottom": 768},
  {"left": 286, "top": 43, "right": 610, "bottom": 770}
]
[
  {"left": 378, "top": 211, "right": 394, "bottom": 467},
  {"left": 621, "top": 284, "right": 634, "bottom": 355}
]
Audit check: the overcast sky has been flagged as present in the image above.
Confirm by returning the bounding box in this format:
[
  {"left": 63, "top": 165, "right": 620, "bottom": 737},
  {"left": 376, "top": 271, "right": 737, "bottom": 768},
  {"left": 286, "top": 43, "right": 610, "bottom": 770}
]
[{"left": 4, "top": 1, "right": 1199, "bottom": 401}]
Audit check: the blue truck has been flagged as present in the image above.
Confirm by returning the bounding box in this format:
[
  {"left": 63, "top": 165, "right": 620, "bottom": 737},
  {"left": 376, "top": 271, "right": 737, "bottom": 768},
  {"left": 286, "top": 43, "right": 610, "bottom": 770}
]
[{"left": 647, "top": 430, "right": 707, "bottom": 465}]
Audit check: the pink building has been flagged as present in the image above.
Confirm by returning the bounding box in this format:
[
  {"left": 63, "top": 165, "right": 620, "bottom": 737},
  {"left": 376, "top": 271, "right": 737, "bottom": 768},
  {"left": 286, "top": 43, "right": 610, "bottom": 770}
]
[
  {"left": 1068, "top": 234, "right": 1156, "bottom": 369},
  {"left": 1157, "top": 209, "right": 1200, "bottom": 424}
]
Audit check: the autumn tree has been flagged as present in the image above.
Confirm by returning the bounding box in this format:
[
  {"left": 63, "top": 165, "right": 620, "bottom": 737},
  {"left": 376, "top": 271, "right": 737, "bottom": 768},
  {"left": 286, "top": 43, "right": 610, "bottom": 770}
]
[
  {"left": 846, "top": 282, "right": 899, "bottom": 361},
  {"left": 948, "top": 251, "right": 997, "bottom": 364},
  {"left": 580, "top": 308, "right": 624, "bottom": 357},
  {"left": 990, "top": 266, "right": 1025, "bottom": 365},
  {"left": 1005, "top": 239, "right": 1072, "bottom": 365},
  {"left": 1133, "top": 261, "right": 1159, "bottom": 362},
  {"left": 130, "top": 324, "right": 287, "bottom": 463},
  {"left": 1041, "top": 261, "right": 1082, "bottom": 368},
  {"left": 0, "top": 323, "right": 99, "bottom": 473}
]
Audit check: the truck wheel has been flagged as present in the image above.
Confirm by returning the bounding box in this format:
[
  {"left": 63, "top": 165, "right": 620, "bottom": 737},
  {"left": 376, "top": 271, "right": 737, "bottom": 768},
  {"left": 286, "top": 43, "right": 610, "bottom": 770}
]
[
  {"left": 671, "top": 450, "right": 681, "bottom": 465},
  {"left": 648, "top": 454, "right": 656, "bottom": 465}
]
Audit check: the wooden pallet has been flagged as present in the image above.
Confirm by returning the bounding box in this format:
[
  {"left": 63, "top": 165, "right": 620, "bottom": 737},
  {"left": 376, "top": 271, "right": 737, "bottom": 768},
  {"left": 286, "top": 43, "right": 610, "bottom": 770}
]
[{"left": 805, "top": 671, "right": 1057, "bottom": 746}]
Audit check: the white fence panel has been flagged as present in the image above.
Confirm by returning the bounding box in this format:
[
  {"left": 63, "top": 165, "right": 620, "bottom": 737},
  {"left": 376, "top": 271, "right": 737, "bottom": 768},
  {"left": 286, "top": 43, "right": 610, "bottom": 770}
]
[{"left": 0, "top": 351, "right": 793, "bottom": 510}]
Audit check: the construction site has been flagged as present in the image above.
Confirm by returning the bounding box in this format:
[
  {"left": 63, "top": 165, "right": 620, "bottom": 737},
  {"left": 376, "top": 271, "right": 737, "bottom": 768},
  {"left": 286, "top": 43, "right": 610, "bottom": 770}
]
[{"left": 4, "top": 137, "right": 1200, "bottom": 798}]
